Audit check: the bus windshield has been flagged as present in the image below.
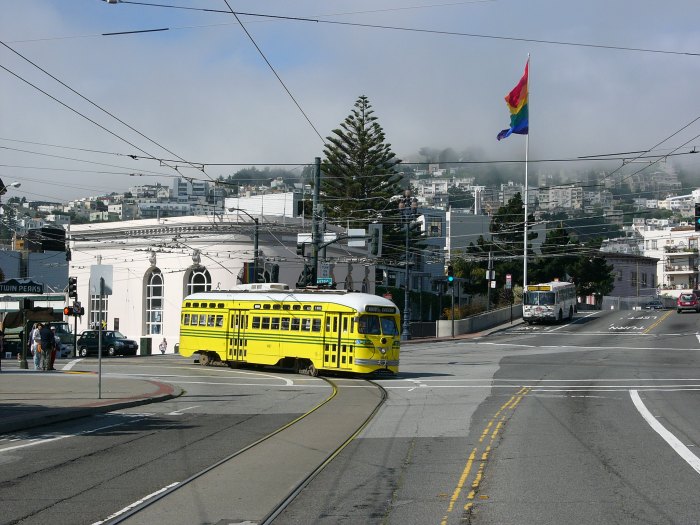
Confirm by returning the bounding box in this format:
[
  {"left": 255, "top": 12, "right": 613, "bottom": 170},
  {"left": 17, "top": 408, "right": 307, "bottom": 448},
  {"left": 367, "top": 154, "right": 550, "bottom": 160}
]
[
  {"left": 358, "top": 315, "right": 398, "bottom": 335},
  {"left": 524, "top": 291, "right": 556, "bottom": 306}
]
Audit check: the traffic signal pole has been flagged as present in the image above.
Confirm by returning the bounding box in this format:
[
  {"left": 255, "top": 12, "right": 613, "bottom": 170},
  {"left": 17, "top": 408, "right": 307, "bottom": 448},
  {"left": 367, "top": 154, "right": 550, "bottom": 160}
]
[{"left": 311, "top": 157, "right": 321, "bottom": 285}]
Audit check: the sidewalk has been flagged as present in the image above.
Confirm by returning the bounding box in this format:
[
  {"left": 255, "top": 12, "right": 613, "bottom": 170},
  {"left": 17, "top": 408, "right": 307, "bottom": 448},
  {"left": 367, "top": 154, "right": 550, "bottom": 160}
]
[{"left": 0, "top": 365, "right": 181, "bottom": 434}]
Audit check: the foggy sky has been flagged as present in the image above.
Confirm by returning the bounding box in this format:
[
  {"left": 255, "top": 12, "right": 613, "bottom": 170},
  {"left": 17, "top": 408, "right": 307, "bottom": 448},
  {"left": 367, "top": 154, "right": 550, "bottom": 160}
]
[{"left": 1, "top": 0, "right": 699, "bottom": 203}]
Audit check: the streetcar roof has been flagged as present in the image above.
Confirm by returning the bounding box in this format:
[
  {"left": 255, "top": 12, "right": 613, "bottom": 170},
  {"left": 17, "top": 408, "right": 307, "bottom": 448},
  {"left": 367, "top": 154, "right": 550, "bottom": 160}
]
[{"left": 183, "top": 289, "right": 398, "bottom": 312}]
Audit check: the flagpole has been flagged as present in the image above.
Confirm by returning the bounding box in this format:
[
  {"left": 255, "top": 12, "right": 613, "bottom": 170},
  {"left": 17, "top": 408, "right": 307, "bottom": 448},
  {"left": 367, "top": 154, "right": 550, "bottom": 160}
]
[{"left": 523, "top": 54, "right": 530, "bottom": 289}]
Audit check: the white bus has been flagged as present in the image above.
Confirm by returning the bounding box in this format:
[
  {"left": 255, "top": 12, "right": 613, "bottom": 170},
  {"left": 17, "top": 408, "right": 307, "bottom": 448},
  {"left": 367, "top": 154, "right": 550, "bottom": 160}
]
[{"left": 523, "top": 281, "right": 577, "bottom": 324}]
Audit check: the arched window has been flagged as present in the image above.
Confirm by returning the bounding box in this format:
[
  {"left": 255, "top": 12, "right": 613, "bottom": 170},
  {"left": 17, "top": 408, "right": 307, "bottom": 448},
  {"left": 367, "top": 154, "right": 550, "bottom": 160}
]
[
  {"left": 187, "top": 267, "right": 211, "bottom": 295},
  {"left": 146, "top": 269, "right": 164, "bottom": 335}
]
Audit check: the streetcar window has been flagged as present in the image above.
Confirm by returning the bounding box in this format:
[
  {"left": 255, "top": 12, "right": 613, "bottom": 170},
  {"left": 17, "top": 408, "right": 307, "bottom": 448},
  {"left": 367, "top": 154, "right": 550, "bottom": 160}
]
[
  {"left": 326, "top": 317, "right": 331, "bottom": 331},
  {"left": 200, "top": 303, "right": 207, "bottom": 309},
  {"left": 342, "top": 318, "right": 348, "bottom": 332},
  {"left": 333, "top": 317, "right": 338, "bottom": 332},
  {"left": 231, "top": 316, "right": 237, "bottom": 328},
  {"left": 216, "top": 315, "right": 223, "bottom": 327},
  {"left": 380, "top": 317, "right": 399, "bottom": 335},
  {"left": 190, "top": 315, "right": 198, "bottom": 326},
  {"left": 314, "top": 305, "right": 322, "bottom": 311},
  {"left": 293, "top": 305, "right": 301, "bottom": 311},
  {"left": 358, "top": 315, "right": 381, "bottom": 335},
  {"left": 303, "top": 305, "right": 311, "bottom": 311},
  {"left": 291, "top": 318, "right": 300, "bottom": 331},
  {"left": 262, "top": 317, "right": 270, "bottom": 330},
  {"left": 301, "top": 319, "right": 311, "bottom": 331},
  {"left": 271, "top": 317, "right": 280, "bottom": 330},
  {"left": 312, "top": 319, "right": 321, "bottom": 332},
  {"left": 199, "top": 314, "right": 207, "bottom": 325},
  {"left": 183, "top": 313, "right": 190, "bottom": 325},
  {"left": 218, "top": 303, "right": 224, "bottom": 308},
  {"left": 273, "top": 304, "right": 281, "bottom": 310},
  {"left": 254, "top": 304, "right": 261, "bottom": 309},
  {"left": 282, "top": 305, "right": 290, "bottom": 310},
  {"left": 185, "top": 302, "right": 191, "bottom": 307},
  {"left": 281, "top": 318, "right": 290, "bottom": 330},
  {"left": 252, "top": 317, "right": 261, "bottom": 329},
  {"left": 209, "top": 303, "right": 216, "bottom": 308},
  {"left": 263, "top": 304, "right": 271, "bottom": 310},
  {"left": 192, "top": 302, "right": 199, "bottom": 308},
  {"left": 207, "top": 315, "right": 215, "bottom": 327}
]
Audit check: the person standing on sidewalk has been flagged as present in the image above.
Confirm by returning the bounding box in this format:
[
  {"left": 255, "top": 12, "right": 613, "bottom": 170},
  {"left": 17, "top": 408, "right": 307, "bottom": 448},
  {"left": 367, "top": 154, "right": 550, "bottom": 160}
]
[
  {"left": 39, "top": 323, "right": 56, "bottom": 371},
  {"left": 49, "top": 326, "right": 60, "bottom": 370},
  {"left": 159, "top": 338, "right": 167, "bottom": 354},
  {"left": 31, "top": 323, "right": 42, "bottom": 371}
]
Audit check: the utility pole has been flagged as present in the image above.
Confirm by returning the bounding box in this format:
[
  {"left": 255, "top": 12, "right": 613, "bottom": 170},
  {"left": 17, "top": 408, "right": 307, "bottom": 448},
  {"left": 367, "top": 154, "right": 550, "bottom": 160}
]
[{"left": 311, "top": 157, "right": 321, "bottom": 285}]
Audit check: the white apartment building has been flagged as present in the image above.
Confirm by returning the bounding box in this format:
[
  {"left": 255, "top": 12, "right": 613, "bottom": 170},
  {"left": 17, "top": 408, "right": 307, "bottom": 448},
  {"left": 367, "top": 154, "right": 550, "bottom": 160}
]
[{"left": 635, "top": 224, "right": 700, "bottom": 295}]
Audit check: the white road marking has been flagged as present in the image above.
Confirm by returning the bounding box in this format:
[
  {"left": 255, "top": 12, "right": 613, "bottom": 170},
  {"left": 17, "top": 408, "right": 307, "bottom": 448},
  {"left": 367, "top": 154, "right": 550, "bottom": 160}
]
[
  {"left": 0, "top": 417, "right": 148, "bottom": 453},
  {"left": 61, "top": 358, "right": 83, "bottom": 371},
  {"left": 167, "top": 405, "right": 200, "bottom": 416},
  {"left": 630, "top": 389, "right": 700, "bottom": 475},
  {"left": 91, "top": 482, "right": 179, "bottom": 525}
]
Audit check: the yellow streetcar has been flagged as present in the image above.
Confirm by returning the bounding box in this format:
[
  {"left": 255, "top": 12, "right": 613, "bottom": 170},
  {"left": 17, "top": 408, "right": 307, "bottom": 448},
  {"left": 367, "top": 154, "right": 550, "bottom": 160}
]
[{"left": 178, "top": 284, "right": 400, "bottom": 376}]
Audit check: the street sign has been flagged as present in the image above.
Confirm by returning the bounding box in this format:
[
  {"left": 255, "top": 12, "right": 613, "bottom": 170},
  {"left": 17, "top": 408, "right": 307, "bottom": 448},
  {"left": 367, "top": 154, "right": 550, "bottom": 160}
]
[
  {"left": 506, "top": 273, "right": 512, "bottom": 289},
  {"left": 316, "top": 277, "right": 332, "bottom": 285},
  {"left": 347, "top": 228, "right": 366, "bottom": 247}
]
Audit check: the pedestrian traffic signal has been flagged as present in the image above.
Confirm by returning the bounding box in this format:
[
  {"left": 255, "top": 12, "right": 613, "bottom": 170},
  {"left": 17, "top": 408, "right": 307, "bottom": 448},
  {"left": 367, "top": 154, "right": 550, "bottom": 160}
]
[{"left": 68, "top": 276, "right": 78, "bottom": 298}]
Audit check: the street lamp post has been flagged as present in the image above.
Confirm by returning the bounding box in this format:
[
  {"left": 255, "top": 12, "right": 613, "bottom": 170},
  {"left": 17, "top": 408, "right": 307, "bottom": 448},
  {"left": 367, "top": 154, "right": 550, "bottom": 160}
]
[
  {"left": 227, "top": 207, "right": 259, "bottom": 282},
  {"left": 398, "top": 190, "right": 418, "bottom": 341}
]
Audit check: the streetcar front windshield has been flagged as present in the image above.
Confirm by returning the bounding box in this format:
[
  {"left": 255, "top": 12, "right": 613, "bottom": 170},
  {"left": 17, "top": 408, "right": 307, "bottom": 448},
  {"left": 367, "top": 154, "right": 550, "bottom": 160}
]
[
  {"left": 358, "top": 315, "right": 381, "bottom": 335},
  {"left": 524, "top": 292, "right": 556, "bottom": 306},
  {"left": 380, "top": 316, "right": 399, "bottom": 336}
]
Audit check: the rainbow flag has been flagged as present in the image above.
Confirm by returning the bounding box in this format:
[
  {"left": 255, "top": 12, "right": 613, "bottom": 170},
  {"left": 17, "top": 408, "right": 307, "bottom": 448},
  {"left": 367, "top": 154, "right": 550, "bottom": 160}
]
[{"left": 497, "top": 61, "right": 529, "bottom": 141}]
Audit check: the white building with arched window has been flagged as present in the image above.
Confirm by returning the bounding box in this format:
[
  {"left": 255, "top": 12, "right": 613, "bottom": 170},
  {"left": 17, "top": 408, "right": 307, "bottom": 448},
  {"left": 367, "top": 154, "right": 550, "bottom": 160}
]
[{"left": 67, "top": 214, "right": 375, "bottom": 353}]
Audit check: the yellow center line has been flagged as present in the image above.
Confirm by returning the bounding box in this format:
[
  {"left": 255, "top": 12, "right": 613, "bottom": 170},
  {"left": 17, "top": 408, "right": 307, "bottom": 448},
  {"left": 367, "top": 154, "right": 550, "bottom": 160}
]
[
  {"left": 441, "top": 387, "right": 530, "bottom": 524},
  {"left": 644, "top": 309, "right": 673, "bottom": 334}
]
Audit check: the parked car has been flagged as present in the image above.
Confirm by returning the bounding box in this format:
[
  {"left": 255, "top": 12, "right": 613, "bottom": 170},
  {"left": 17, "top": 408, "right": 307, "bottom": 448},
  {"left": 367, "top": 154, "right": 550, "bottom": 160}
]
[
  {"left": 677, "top": 292, "right": 700, "bottom": 313},
  {"left": 76, "top": 330, "right": 139, "bottom": 357},
  {"left": 643, "top": 299, "right": 665, "bottom": 310}
]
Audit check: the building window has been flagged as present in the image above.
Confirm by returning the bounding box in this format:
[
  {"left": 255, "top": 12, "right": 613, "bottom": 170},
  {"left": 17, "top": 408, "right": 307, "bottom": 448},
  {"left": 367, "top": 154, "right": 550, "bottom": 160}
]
[
  {"left": 89, "top": 295, "right": 108, "bottom": 329},
  {"left": 146, "top": 269, "right": 164, "bottom": 335},
  {"left": 187, "top": 267, "right": 211, "bottom": 295},
  {"left": 652, "top": 240, "right": 658, "bottom": 250}
]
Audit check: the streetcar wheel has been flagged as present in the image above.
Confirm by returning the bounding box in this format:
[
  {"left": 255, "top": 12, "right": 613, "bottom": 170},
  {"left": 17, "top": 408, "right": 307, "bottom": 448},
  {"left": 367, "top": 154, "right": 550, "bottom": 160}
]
[
  {"left": 308, "top": 363, "right": 318, "bottom": 377},
  {"left": 199, "top": 352, "right": 211, "bottom": 366}
]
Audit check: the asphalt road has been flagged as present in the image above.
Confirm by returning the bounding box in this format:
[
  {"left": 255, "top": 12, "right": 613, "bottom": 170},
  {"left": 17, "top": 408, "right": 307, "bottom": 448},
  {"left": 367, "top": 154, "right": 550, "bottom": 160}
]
[
  {"left": 4, "top": 308, "right": 700, "bottom": 525},
  {"left": 275, "top": 308, "right": 700, "bottom": 525}
]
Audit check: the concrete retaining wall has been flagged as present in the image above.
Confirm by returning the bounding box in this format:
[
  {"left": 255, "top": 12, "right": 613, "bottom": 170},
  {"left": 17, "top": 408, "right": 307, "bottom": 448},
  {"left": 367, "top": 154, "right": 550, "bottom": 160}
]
[{"left": 436, "top": 304, "right": 522, "bottom": 338}]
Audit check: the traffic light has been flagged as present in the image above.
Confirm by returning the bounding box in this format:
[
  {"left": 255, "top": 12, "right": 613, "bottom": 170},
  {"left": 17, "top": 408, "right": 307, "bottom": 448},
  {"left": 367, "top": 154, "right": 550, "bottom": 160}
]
[
  {"left": 296, "top": 243, "right": 305, "bottom": 257},
  {"left": 63, "top": 306, "right": 72, "bottom": 316},
  {"left": 446, "top": 265, "right": 454, "bottom": 286},
  {"left": 68, "top": 276, "right": 78, "bottom": 298},
  {"left": 270, "top": 264, "right": 280, "bottom": 283},
  {"left": 370, "top": 228, "right": 380, "bottom": 256},
  {"left": 695, "top": 203, "right": 700, "bottom": 232}
]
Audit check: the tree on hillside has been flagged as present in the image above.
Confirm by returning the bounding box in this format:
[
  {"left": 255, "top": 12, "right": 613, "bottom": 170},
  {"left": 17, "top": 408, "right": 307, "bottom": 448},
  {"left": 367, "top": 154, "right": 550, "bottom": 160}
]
[
  {"left": 568, "top": 255, "right": 614, "bottom": 307},
  {"left": 321, "top": 95, "right": 403, "bottom": 227},
  {"left": 529, "top": 226, "right": 579, "bottom": 284}
]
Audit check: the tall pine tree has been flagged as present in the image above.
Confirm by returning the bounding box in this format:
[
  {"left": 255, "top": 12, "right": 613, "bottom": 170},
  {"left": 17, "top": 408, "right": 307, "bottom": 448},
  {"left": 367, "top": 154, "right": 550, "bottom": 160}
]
[{"left": 321, "top": 95, "right": 403, "bottom": 228}]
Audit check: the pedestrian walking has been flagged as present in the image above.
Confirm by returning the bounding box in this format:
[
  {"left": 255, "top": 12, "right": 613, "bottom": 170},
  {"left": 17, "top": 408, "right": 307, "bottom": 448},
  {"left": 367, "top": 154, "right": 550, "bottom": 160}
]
[
  {"left": 159, "top": 338, "right": 167, "bottom": 354},
  {"left": 39, "top": 323, "right": 56, "bottom": 371},
  {"left": 49, "top": 326, "right": 59, "bottom": 370},
  {"left": 31, "top": 323, "right": 42, "bottom": 370}
]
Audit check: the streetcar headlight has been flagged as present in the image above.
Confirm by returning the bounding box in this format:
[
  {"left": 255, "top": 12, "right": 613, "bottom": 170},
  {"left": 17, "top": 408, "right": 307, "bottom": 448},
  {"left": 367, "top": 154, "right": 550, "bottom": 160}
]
[{"left": 379, "top": 347, "right": 387, "bottom": 354}]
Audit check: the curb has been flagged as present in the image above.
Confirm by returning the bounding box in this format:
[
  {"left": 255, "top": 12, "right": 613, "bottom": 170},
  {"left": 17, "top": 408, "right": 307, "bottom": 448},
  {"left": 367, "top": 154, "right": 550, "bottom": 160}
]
[{"left": 0, "top": 381, "right": 183, "bottom": 435}]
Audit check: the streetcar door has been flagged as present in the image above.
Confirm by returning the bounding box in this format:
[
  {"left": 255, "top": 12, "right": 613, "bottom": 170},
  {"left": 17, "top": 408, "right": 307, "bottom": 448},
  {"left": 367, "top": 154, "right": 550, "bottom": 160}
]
[
  {"left": 323, "top": 313, "right": 342, "bottom": 369},
  {"left": 229, "top": 310, "right": 247, "bottom": 362}
]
